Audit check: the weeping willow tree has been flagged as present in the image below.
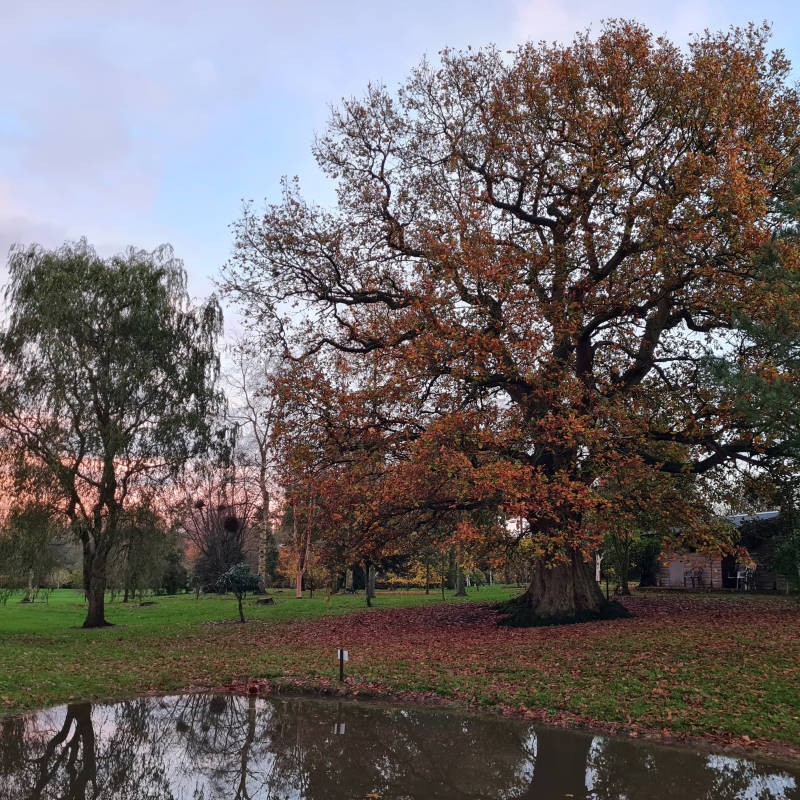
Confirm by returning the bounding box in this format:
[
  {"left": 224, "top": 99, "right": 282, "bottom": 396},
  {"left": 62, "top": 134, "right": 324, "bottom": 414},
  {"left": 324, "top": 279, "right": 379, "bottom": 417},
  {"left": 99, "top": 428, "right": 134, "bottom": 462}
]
[{"left": 0, "top": 240, "right": 223, "bottom": 627}]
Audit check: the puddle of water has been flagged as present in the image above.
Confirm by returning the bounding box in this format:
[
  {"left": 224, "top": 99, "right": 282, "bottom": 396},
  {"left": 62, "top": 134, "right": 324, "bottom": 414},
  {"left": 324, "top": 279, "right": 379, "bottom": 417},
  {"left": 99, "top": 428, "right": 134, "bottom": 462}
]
[{"left": 0, "top": 694, "right": 797, "bottom": 799}]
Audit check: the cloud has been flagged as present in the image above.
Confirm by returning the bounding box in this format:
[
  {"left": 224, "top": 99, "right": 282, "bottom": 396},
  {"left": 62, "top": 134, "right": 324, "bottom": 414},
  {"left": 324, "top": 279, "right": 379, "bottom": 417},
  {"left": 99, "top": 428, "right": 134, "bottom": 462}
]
[
  {"left": 0, "top": 0, "right": 513, "bottom": 307},
  {"left": 1, "top": 0, "right": 794, "bottom": 323}
]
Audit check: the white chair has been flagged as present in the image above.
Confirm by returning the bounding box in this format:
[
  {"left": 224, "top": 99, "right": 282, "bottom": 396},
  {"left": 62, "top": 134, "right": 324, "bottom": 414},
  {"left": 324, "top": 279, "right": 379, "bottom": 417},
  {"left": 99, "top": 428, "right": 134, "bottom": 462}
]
[{"left": 735, "top": 567, "right": 756, "bottom": 591}]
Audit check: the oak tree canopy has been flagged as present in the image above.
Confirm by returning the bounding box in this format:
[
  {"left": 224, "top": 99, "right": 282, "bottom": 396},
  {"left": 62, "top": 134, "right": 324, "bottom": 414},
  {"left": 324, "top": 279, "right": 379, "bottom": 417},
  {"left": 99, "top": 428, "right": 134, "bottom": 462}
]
[{"left": 224, "top": 22, "right": 800, "bottom": 623}]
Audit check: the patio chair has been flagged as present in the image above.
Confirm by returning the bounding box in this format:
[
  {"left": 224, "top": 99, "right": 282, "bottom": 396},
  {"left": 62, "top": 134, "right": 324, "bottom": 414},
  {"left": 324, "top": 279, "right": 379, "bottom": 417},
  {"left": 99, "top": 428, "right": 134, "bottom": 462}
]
[
  {"left": 735, "top": 567, "right": 756, "bottom": 591},
  {"left": 683, "top": 567, "right": 704, "bottom": 588}
]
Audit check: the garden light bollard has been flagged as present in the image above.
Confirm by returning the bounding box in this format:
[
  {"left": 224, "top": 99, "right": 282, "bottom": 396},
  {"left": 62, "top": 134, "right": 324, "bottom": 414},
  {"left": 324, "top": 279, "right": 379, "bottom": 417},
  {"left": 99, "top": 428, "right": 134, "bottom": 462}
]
[{"left": 337, "top": 648, "right": 349, "bottom": 682}]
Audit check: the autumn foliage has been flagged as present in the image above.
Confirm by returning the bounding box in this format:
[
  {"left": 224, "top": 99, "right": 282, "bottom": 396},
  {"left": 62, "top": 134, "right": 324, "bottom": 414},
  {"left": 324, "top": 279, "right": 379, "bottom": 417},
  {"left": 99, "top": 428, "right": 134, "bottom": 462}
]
[{"left": 224, "top": 22, "right": 800, "bottom": 622}]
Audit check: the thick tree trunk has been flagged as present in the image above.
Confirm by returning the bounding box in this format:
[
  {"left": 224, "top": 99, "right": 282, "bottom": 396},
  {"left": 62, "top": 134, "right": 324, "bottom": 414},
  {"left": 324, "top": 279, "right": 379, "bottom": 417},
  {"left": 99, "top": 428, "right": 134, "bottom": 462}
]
[
  {"left": 295, "top": 565, "right": 304, "bottom": 599},
  {"left": 527, "top": 552, "right": 604, "bottom": 616},
  {"left": 83, "top": 543, "right": 110, "bottom": 628},
  {"left": 502, "top": 549, "right": 628, "bottom": 626},
  {"left": 85, "top": 583, "right": 108, "bottom": 628}
]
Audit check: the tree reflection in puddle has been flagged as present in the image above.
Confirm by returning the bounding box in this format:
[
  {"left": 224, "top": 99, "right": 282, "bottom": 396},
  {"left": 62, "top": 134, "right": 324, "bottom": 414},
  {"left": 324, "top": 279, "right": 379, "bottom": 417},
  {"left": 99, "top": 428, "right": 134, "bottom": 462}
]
[{"left": 0, "top": 695, "right": 797, "bottom": 799}]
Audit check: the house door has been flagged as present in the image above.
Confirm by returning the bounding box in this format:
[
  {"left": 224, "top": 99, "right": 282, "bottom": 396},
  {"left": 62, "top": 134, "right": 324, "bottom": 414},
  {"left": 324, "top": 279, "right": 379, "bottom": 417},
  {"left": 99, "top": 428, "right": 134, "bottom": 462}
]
[
  {"left": 721, "top": 555, "right": 737, "bottom": 588},
  {"left": 668, "top": 560, "right": 684, "bottom": 588}
]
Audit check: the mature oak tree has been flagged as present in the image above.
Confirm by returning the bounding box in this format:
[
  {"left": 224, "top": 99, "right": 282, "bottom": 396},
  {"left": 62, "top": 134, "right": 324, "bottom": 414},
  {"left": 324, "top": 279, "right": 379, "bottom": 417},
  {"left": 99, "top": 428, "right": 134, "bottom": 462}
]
[
  {"left": 0, "top": 240, "right": 223, "bottom": 627},
  {"left": 224, "top": 23, "right": 800, "bottom": 622}
]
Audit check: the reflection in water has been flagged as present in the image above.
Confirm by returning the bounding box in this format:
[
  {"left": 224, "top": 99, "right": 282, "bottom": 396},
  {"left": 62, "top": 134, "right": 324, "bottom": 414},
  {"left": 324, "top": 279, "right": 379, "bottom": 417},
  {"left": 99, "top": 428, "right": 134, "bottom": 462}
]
[{"left": 0, "top": 694, "right": 797, "bottom": 799}]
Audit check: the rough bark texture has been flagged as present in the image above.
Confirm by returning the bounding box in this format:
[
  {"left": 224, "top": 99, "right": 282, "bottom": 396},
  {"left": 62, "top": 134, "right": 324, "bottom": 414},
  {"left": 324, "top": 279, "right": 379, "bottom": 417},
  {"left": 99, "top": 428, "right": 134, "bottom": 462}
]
[
  {"left": 501, "top": 549, "right": 629, "bottom": 627},
  {"left": 83, "top": 545, "right": 110, "bottom": 628},
  {"left": 84, "top": 585, "right": 109, "bottom": 629}
]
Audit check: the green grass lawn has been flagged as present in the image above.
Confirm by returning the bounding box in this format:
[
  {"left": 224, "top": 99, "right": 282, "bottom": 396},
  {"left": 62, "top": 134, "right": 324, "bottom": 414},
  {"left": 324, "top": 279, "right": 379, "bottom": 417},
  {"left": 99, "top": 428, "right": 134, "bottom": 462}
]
[
  {"left": 1, "top": 586, "right": 798, "bottom": 758},
  {"left": 0, "top": 585, "right": 516, "bottom": 712}
]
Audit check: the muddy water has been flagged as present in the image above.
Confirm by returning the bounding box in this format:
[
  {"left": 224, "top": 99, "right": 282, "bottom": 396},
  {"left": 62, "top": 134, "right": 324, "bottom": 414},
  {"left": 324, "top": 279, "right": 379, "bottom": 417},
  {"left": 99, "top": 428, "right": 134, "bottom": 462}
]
[{"left": 0, "top": 694, "right": 797, "bottom": 799}]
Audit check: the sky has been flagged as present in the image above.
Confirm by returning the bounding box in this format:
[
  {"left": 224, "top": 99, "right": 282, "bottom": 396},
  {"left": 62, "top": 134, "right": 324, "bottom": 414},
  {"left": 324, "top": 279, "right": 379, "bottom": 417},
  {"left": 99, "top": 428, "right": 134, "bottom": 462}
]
[{"left": 1, "top": 0, "right": 799, "bottom": 334}]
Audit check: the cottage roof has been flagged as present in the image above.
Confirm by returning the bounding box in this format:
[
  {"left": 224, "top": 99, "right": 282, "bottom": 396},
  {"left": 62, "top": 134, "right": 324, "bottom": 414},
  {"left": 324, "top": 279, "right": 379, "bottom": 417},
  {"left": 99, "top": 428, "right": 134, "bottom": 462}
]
[{"left": 724, "top": 511, "right": 780, "bottom": 527}]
